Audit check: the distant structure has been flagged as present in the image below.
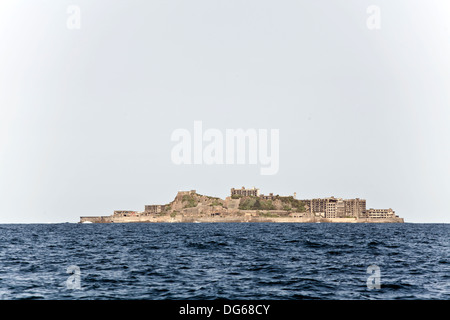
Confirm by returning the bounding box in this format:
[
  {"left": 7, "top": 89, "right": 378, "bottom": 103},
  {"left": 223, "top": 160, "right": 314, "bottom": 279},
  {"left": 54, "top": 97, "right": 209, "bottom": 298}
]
[
  {"left": 231, "top": 186, "right": 260, "bottom": 197},
  {"left": 366, "top": 208, "right": 397, "bottom": 219},
  {"left": 303, "top": 197, "right": 366, "bottom": 218},
  {"left": 175, "top": 190, "right": 197, "bottom": 201},
  {"left": 80, "top": 186, "right": 403, "bottom": 223},
  {"left": 260, "top": 193, "right": 275, "bottom": 200},
  {"left": 231, "top": 186, "right": 279, "bottom": 200},
  {"left": 177, "top": 190, "right": 197, "bottom": 195},
  {"left": 344, "top": 198, "right": 367, "bottom": 218},
  {"left": 145, "top": 205, "right": 166, "bottom": 214},
  {"left": 301, "top": 197, "right": 400, "bottom": 219}
]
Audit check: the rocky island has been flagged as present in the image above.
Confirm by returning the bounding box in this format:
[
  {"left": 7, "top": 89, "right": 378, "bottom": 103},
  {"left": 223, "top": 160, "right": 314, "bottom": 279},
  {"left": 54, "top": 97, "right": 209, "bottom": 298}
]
[{"left": 79, "top": 187, "right": 404, "bottom": 223}]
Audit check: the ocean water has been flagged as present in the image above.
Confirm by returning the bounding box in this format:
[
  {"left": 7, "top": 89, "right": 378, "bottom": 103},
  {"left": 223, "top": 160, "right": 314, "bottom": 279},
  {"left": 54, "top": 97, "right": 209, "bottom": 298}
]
[{"left": 0, "top": 223, "right": 448, "bottom": 300}]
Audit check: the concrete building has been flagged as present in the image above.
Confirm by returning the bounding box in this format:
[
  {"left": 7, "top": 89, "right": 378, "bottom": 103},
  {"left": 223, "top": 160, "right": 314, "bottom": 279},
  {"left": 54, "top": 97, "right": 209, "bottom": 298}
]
[
  {"left": 325, "top": 200, "right": 337, "bottom": 218},
  {"left": 304, "top": 197, "right": 340, "bottom": 217},
  {"left": 325, "top": 197, "right": 345, "bottom": 218},
  {"left": 175, "top": 190, "right": 197, "bottom": 201},
  {"left": 366, "top": 208, "right": 396, "bottom": 219},
  {"left": 305, "top": 196, "right": 399, "bottom": 219},
  {"left": 260, "top": 193, "right": 275, "bottom": 200},
  {"left": 305, "top": 197, "right": 367, "bottom": 218},
  {"left": 231, "top": 187, "right": 296, "bottom": 201},
  {"left": 231, "top": 186, "right": 260, "bottom": 197},
  {"left": 144, "top": 205, "right": 166, "bottom": 214},
  {"left": 344, "top": 198, "right": 366, "bottom": 218},
  {"left": 336, "top": 198, "right": 346, "bottom": 218},
  {"left": 177, "top": 190, "right": 197, "bottom": 196}
]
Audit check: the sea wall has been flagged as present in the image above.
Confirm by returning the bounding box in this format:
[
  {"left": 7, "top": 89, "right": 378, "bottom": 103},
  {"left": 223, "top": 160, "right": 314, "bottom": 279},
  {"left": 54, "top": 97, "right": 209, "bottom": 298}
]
[
  {"left": 80, "top": 216, "right": 113, "bottom": 223},
  {"left": 356, "top": 217, "right": 405, "bottom": 223},
  {"left": 179, "top": 216, "right": 316, "bottom": 223},
  {"left": 80, "top": 215, "right": 404, "bottom": 223}
]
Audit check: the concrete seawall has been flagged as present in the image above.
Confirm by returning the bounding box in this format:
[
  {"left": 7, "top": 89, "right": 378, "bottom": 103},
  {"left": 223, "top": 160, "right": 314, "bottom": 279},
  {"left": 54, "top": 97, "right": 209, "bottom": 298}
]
[
  {"left": 80, "top": 215, "right": 404, "bottom": 223},
  {"left": 80, "top": 216, "right": 113, "bottom": 223}
]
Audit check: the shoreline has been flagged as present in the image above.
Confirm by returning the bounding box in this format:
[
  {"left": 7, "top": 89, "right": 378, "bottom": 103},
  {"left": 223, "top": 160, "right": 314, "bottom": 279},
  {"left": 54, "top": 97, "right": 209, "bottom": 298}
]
[{"left": 79, "top": 215, "right": 404, "bottom": 224}]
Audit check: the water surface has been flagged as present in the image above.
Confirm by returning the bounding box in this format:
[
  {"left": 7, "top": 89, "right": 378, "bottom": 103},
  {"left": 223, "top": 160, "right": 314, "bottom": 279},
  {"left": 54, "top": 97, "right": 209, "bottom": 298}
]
[{"left": 0, "top": 223, "right": 448, "bottom": 299}]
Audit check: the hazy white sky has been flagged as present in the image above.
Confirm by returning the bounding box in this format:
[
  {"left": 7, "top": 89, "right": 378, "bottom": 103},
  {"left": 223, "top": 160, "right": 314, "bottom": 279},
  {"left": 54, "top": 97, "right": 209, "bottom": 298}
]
[{"left": 0, "top": 0, "right": 449, "bottom": 223}]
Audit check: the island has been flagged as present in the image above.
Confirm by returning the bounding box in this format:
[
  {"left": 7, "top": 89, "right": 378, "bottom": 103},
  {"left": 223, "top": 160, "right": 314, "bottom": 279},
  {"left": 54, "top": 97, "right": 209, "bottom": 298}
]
[{"left": 79, "top": 187, "right": 404, "bottom": 223}]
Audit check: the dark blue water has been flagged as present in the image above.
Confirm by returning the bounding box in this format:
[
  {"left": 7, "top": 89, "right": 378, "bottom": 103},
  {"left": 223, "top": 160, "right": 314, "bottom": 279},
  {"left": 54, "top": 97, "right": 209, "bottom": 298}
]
[{"left": 0, "top": 223, "right": 448, "bottom": 300}]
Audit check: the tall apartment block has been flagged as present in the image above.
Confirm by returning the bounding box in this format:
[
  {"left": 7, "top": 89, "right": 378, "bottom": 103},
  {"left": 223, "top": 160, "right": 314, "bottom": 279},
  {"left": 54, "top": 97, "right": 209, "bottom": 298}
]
[
  {"left": 304, "top": 197, "right": 367, "bottom": 218},
  {"left": 344, "top": 198, "right": 367, "bottom": 218}
]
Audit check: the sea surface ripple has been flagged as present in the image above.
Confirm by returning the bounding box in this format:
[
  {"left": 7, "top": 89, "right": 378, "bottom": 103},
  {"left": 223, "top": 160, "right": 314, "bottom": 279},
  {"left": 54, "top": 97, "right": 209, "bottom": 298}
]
[{"left": 0, "top": 223, "right": 448, "bottom": 300}]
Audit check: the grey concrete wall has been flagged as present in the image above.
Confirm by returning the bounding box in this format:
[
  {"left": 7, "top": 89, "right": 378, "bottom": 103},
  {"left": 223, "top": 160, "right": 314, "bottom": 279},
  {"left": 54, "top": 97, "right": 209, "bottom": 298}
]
[
  {"left": 80, "top": 214, "right": 404, "bottom": 224},
  {"left": 79, "top": 216, "right": 113, "bottom": 223}
]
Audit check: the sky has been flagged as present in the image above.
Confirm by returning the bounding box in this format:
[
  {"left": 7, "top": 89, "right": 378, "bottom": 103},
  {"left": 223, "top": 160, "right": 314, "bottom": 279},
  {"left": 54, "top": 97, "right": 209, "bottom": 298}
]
[{"left": 0, "top": 0, "right": 449, "bottom": 223}]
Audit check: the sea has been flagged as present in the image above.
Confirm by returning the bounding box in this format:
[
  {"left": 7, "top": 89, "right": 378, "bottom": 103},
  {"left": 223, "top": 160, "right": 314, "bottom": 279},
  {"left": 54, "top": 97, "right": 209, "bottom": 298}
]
[{"left": 0, "top": 223, "right": 448, "bottom": 300}]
